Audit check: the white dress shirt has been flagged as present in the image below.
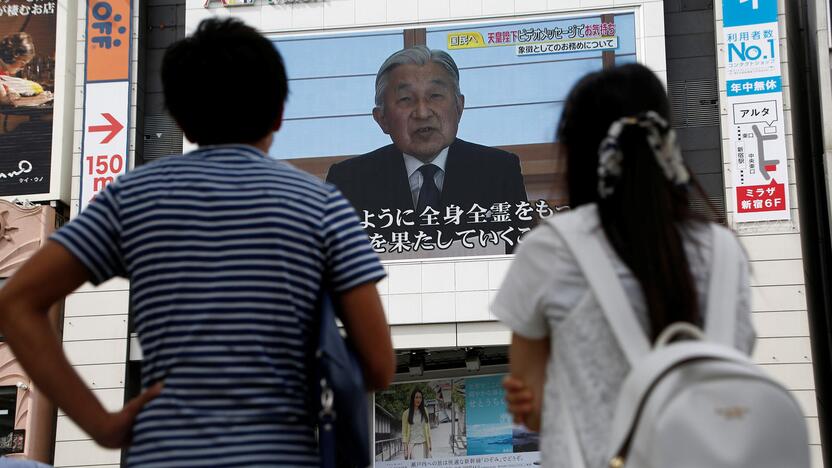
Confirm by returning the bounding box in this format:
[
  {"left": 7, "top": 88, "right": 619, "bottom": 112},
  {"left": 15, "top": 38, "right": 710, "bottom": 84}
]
[{"left": 403, "top": 147, "right": 449, "bottom": 209}]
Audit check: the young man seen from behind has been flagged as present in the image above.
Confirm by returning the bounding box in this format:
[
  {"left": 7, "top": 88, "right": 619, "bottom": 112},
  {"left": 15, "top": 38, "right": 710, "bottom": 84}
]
[{"left": 0, "top": 18, "right": 394, "bottom": 467}]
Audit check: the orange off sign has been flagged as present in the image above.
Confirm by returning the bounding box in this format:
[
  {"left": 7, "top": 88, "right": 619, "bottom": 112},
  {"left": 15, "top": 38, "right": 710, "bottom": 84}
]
[{"left": 86, "top": 0, "right": 131, "bottom": 82}]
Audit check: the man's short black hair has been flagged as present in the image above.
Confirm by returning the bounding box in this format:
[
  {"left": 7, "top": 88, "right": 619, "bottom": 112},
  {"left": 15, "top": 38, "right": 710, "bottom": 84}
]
[{"left": 162, "top": 18, "right": 288, "bottom": 146}]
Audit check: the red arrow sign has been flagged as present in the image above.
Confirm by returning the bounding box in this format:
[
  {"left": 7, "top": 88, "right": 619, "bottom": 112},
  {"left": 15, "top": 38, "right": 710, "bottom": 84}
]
[{"left": 88, "top": 113, "right": 124, "bottom": 144}]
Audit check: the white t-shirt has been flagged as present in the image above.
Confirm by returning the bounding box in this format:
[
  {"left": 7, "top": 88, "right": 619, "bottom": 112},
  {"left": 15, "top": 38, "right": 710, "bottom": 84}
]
[{"left": 491, "top": 204, "right": 756, "bottom": 468}]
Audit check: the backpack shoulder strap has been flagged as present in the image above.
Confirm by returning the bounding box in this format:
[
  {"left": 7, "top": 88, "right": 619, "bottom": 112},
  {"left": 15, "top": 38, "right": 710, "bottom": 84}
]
[
  {"left": 547, "top": 209, "right": 650, "bottom": 363},
  {"left": 704, "top": 224, "right": 741, "bottom": 346}
]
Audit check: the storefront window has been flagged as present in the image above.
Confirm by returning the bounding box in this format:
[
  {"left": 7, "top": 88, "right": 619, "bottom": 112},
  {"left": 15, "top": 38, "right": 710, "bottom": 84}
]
[{"left": 0, "top": 385, "right": 22, "bottom": 454}]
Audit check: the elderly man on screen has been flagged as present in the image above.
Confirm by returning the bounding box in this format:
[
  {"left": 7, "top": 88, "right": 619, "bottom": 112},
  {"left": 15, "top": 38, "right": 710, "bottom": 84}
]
[{"left": 326, "top": 45, "right": 529, "bottom": 255}]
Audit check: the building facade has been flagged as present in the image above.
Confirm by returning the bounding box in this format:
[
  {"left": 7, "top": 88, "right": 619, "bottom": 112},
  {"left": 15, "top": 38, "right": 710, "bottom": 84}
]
[{"left": 0, "top": 0, "right": 826, "bottom": 466}]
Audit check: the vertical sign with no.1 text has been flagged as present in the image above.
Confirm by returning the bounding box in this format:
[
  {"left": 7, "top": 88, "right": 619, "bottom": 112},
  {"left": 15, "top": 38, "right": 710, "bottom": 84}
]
[
  {"left": 80, "top": 0, "right": 131, "bottom": 210},
  {"left": 723, "top": 0, "right": 790, "bottom": 222}
]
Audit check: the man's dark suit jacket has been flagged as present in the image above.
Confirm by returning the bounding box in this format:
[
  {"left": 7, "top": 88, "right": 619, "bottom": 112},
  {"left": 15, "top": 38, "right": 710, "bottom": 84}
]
[{"left": 326, "top": 138, "right": 529, "bottom": 252}]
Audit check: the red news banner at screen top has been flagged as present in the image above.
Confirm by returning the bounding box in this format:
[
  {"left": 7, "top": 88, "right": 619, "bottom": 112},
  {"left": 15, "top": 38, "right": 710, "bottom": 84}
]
[{"left": 80, "top": 0, "right": 132, "bottom": 211}]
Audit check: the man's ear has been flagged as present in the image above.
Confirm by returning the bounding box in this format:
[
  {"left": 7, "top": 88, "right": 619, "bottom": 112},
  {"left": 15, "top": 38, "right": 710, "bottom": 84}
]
[
  {"left": 456, "top": 94, "right": 465, "bottom": 121},
  {"left": 372, "top": 106, "right": 390, "bottom": 135}
]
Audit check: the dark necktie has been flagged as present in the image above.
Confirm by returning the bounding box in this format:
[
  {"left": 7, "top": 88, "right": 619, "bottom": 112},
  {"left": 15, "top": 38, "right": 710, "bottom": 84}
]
[{"left": 416, "top": 164, "right": 441, "bottom": 214}]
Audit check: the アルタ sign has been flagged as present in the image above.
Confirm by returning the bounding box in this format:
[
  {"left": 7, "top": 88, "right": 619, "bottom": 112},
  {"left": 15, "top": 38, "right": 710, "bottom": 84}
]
[{"left": 722, "top": 0, "right": 791, "bottom": 222}]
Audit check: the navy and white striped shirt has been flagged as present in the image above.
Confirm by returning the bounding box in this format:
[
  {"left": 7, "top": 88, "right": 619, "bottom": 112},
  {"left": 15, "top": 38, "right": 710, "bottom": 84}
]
[{"left": 52, "top": 145, "right": 386, "bottom": 467}]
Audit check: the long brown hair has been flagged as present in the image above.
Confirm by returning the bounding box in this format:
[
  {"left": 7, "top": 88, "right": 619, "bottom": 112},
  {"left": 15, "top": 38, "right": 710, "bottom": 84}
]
[
  {"left": 407, "top": 388, "right": 428, "bottom": 425},
  {"left": 557, "top": 64, "right": 707, "bottom": 341}
]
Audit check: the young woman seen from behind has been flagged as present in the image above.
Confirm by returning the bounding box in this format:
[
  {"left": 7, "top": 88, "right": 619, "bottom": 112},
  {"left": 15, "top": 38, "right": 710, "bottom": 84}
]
[{"left": 492, "top": 63, "right": 755, "bottom": 468}]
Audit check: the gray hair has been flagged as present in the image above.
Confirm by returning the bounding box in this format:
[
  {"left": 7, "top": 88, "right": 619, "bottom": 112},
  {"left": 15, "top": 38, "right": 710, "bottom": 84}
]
[{"left": 374, "top": 45, "right": 462, "bottom": 108}]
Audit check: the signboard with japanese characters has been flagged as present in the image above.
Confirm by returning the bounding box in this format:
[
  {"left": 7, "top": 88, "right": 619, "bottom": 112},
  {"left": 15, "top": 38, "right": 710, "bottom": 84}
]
[
  {"left": 723, "top": 0, "right": 790, "bottom": 222},
  {"left": 446, "top": 23, "right": 618, "bottom": 57},
  {"left": 270, "top": 12, "right": 635, "bottom": 259},
  {"left": 0, "top": 0, "right": 58, "bottom": 197},
  {"left": 80, "top": 0, "right": 132, "bottom": 210}
]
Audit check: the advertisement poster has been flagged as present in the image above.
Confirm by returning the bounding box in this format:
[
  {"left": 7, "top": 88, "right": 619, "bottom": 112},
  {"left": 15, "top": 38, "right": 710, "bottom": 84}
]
[
  {"left": 0, "top": 0, "right": 57, "bottom": 197},
  {"left": 271, "top": 13, "right": 636, "bottom": 259},
  {"left": 722, "top": 0, "right": 790, "bottom": 222},
  {"left": 80, "top": 0, "right": 132, "bottom": 210},
  {"left": 374, "top": 375, "right": 540, "bottom": 467}
]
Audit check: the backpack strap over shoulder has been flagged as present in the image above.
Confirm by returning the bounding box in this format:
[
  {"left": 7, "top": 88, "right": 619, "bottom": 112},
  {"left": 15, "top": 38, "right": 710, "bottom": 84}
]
[
  {"left": 547, "top": 209, "right": 651, "bottom": 364},
  {"left": 705, "top": 224, "right": 741, "bottom": 347}
]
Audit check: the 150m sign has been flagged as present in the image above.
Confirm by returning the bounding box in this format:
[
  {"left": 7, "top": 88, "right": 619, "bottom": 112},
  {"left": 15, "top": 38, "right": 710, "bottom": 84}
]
[
  {"left": 80, "top": 0, "right": 132, "bottom": 210},
  {"left": 85, "top": 153, "right": 125, "bottom": 192}
]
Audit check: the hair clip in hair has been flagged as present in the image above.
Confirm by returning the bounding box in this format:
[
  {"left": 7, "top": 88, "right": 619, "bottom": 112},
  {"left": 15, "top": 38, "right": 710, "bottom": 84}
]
[{"left": 597, "top": 111, "right": 690, "bottom": 199}]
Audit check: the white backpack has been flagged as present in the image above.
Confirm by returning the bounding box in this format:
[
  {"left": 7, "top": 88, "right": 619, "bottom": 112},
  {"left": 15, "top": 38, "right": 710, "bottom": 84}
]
[{"left": 550, "top": 215, "right": 811, "bottom": 468}]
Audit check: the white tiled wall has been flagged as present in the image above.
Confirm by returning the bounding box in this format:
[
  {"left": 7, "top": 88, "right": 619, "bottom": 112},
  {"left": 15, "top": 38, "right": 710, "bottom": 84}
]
[
  {"left": 55, "top": 278, "right": 130, "bottom": 467},
  {"left": 380, "top": 257, "right": 507, "bottom": 325}
]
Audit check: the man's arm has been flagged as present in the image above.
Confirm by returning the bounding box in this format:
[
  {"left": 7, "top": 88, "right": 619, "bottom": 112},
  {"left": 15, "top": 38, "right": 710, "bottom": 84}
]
[
  {"left": 337, "top": 282, "right": 395, "bottom": 390},
  {"left": 0, "top": 242, "right": 161, "bottom": 448}
]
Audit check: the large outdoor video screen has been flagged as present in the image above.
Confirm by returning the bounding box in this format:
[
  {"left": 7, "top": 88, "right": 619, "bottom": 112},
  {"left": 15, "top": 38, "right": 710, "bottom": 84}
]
[{"left": 271, "top": 12, "right": 636, "bottom": 259}]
